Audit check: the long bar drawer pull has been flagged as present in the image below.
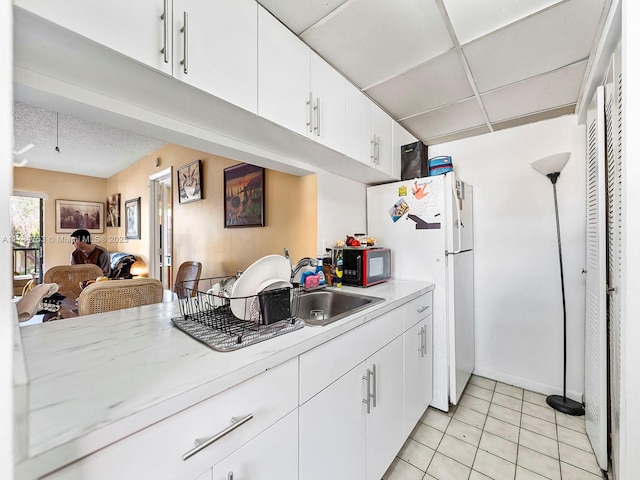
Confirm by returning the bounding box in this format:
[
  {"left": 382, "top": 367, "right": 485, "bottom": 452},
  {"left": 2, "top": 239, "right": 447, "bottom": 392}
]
[
  {"left": 182, "top": 413, "right": 253, "bottom": 461},
  {"left": 417, "top": 305, "right": 429, "bottom": 314}
]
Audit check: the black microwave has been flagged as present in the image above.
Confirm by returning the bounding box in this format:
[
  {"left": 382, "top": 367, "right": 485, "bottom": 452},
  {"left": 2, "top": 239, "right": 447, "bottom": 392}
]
[{"left": 338, "top": 247, "right": 391, "bottom": 287}]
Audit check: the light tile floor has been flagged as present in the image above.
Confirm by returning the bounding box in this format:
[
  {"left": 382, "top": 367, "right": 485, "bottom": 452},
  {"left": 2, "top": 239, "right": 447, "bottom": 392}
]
[{"left": 383, "top": 375, "right": 604, "bottom": 480}]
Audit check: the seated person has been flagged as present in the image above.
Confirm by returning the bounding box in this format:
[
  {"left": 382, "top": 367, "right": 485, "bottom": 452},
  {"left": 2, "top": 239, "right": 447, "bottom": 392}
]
[{"left": 70, "top": 229, "right": 112, "bottom": 277}]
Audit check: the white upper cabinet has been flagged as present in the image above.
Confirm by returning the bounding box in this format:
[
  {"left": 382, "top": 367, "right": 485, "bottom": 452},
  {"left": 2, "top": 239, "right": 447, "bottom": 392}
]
[
  {"left": 172, "top": 0, "right": 257, "bottom": 113},
  {"left": 258, "top": 6, "right": 311, "bottom": 137},
  {"left": 310, "top": 52, "right": 347, "bottom": 153},
  {"left": 392, "top": 121, "right": 418, "bottom": 180},
  {"left": 14, "top": 0, "right": 173, "bottom": 75},
  {"left": 346, "top": 82, "right": 393, "bottom": 176},
  {"left": 371, "top": 103, "right": 393, "bottom": 177},
  {"left": 346, "top": 82, "right": 374, "bottom": 165}
]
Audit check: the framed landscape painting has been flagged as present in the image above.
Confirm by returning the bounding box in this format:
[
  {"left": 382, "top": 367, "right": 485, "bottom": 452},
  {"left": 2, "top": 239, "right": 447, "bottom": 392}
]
[
  {"left": 55, "top": 199, "right": 104, "bottom": 234},
  {"left": 224, "top": 163, "right": 265, "bottom": 228}
]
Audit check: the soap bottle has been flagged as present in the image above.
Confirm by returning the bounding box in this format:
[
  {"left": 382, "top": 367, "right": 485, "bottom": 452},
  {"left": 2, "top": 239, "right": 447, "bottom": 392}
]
[{"left": 335, "top": 250, "right": 343, "bottom": 288}]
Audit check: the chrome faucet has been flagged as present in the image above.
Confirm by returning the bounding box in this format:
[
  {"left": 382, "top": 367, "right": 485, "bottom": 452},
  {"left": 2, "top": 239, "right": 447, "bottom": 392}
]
[{"left": 290, "top": 257, "right": 318, "bottom": 282}]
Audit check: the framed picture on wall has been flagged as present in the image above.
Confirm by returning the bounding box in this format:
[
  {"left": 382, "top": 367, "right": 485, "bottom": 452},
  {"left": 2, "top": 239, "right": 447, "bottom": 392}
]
[
  {"left": 55, "top": 199, "right": 104, "bottom": 234},
  {"left": 177, "top": 159, "right": 203, "bottom": 204},
  {"left": 125, "top": 197, "right": 141, "bottom": 239},
  {"left": 106, "top": 193, "right": 121, "bottom": 227},
  {"left": 224, "top": 163, "right": 265, "bottom": 228}
]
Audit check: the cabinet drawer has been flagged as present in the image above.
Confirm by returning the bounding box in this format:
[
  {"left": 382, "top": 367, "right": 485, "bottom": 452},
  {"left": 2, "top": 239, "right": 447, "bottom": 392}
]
[
  {"left": 299, "top": 308, "right": 403, "bottom": 404},
  {"left": 403, "top": 292, "right": 433, "bottom": 330},
  {"left": 45, "top": 358, "right": 298, "bottom": 480}
]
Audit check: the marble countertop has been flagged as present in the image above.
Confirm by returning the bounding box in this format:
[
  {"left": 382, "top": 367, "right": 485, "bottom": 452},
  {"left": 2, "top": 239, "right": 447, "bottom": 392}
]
[{"left": 15, "top": 280, "right": 433, "bottom": 477}]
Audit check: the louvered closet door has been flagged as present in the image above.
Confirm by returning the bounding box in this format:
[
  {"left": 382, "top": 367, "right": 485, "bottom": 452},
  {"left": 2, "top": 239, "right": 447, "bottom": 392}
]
[
  {"left": 585, "top": 85, "right": 607, "bottom": 469},
  {"left": 606, "top": 43, "right": 623, "bottom": 479}
]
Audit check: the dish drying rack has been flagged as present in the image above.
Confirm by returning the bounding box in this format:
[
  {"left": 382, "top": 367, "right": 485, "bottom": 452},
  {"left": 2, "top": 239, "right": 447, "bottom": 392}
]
[{"left": 172, "top": 276, "right": 303, "bottom": 352}]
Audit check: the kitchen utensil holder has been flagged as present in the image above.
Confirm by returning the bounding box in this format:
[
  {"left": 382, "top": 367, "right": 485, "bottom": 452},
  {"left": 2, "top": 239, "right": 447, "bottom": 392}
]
[{"left": 173, "top": 277, "right": 303, "bottom": 352}]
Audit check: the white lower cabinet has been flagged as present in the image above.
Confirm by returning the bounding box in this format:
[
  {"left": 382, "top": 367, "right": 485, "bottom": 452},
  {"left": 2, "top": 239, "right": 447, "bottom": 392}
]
[
  {"left": 211, "top": 410, "right": 298, "bottom": 480},
  {"left": 404, "top": 315, "right": 433, "bottom": 435},
  {"left": 43, "top": 359, "right": 298, "bottom": 480},
  {"left": 299, "top": 336, "right": 404, "bottom": 480}
]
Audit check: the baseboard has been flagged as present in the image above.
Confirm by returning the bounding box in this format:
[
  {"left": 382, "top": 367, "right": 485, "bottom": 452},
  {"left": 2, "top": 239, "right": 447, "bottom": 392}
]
[{"left": 472, "top": 366, "right": 583, "bottom": 403}]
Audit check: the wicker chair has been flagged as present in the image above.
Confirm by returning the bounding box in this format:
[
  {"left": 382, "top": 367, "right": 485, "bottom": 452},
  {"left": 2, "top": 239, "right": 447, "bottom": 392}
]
[
  {"left": 44, "top": 264, "right": 104, "bottom": 299},
  {"left": 174, "top": 261, "right": 202, "bottom": 299},
  {"left": 77, "top": 278, "right": 164, "bottom": 316}
]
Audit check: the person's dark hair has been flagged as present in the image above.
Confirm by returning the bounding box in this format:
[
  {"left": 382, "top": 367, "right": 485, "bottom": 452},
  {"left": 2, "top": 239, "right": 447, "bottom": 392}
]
[{"left": 70, "top": 229, "right": 91, "bottom": 244}]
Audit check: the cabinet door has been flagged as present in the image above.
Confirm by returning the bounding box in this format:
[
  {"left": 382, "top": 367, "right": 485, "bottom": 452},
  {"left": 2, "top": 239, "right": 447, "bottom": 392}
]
[
  {"left": 392, "top": 121, "right": 418, "bottom": 180},
  {"left": 345, "top": 82, "right": 373, "bottom": 166},
  {"left": 212, "top": 411, "right": 298, "bottom": 480},
  {"left": 299, "top": 363, "right": 367, "bottom": 480},
  {"left": 404, "top": 316, "right": 433, "bottom": 436},
  {"left": 371, "top": 104, "right": 393, "bottom": 177},
  {"left": 365, "top": 336, "right": 405, "bottom": 480},
  {"left": 310, "top": 52, "right": 346, "bottom": 152},
  {"left": 14, "top": 0, "right": 172, "bottom": 75},
  {"left": 172, "top": 0, "right": 257, "bottom": 113},
  {"left": 258, "top": 6, "right": 310, "bottom": 137}
]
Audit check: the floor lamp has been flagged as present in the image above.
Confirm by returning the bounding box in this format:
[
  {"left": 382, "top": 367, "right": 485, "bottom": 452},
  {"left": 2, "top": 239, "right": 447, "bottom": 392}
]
[{"left": 531, "top": 152, "right": 585, "bottom": 416}]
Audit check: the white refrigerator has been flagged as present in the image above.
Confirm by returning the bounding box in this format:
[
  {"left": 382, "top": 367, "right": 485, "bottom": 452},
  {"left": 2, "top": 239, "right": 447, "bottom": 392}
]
[{"left": 367, "top": 172, "right": 474, "bottom": 411}]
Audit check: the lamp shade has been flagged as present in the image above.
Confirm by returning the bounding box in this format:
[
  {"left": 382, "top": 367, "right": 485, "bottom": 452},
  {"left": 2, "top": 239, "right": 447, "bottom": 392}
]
[{"left": 531, "top": 152, "right": 571, "bottom": 176}]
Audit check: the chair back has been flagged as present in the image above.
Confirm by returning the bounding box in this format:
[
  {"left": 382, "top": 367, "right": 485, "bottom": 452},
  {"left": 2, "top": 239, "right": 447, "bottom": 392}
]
[
  {"left": 44, "top": 264, "right": 104, "bottom": 299},
  {"left": 21, "top": 278, "right": 36, "bottom": 297},
  {"left": 174, "top": 261, "right": 202, "bottom": 298},
  {"left": 77, "top": 278, "right": 164, "bottom": 316}
]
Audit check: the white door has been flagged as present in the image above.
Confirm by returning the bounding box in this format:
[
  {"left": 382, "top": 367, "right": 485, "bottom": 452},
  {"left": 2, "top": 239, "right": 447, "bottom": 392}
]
[
  {"left": 14, "top": 0, "right": 173, "bottom": 75},
  {"left": 299, "top": 363, "right": 366, "bottom": 480},
  {"left": 448, "top": 249, "right": 475, "bottom": 404},
  {"left": 257, "top": 6, "right": 310, "bottom": 137},
  {"left": 149, "top": 168, "right": 173, "bottom": 290},
  {"left": 365, "top": 335, "right": 405, "bottom": 480},
  {"left": 212, "top": 411, "right": 298, "bottom": 480},
  {"left": 172, "top": 0, "right": 257, "bottom": 113},
  {"left": 310, "top": 52, "right": 346, "bottom": 152},
  {"left": 584, "top": 85, "right": 607, "bottom": 469}
]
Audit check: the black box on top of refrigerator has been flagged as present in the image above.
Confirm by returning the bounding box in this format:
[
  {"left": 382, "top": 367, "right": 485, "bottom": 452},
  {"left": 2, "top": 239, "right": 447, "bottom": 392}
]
[{"left": 400, "top": 141, "right": 428, "bottom": 180}]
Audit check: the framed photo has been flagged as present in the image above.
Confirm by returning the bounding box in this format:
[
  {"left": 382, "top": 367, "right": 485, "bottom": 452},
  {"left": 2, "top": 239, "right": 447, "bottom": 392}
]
[
  {"left": 224, "top": 163, "right": 265, "bottom": 228},
  {"left": 106, "top": 193, "right": 121, "bottom": 227},
  {"left": 177, "top": 159, "right": 203, "bottom": 204},
  {"left": 55, "top": 199, "right": 104, "bottom": 234},
  {"left": 125, "top": 197, "right": 141, "bottom": 239}
]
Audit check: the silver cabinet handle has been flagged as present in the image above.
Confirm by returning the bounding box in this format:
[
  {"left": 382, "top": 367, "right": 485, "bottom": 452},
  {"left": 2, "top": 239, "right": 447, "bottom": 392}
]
[
  {"left": 182, "top": 413, "right": 253, "bottom": 460},
  {"left": 417, "top": 305, "right": 429, "bottom": 314},
  {"left": 371, "top": 364, "right": 377, "bottom": 408},
  {"left": 417, "top": 329, "right": 423, "bottom": 355},
  {"left": 160, "top": 0, "right": 169, "bottom": 63},
  {"left": 374, "top": 136, "right": 380, "bottom": 165},
  {"left": 228, "top": 473, "right": 233, "bottom": 480},
  {"left": 180, "top": 11, "right": 189, "bottom": 74},
  {"left": 306, "top": 92, "right": 313, "bottom": 133},
  {"left": 421, "top": 325, "right": 427, "bottom": 357},
  {"left": 362, "top": 368, "right": 372, "bottom": 414},
  {"left": 314, "top": 97, "right": 320, "bottom": 136},
  {"left": 370, "top": 136, "right": 375, "bottom": 161}
]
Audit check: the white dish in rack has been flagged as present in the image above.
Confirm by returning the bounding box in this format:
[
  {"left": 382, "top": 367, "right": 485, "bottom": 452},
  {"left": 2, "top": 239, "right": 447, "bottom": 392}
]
[{"left": 230, "top": 255, "right": 291, "bottom": 320}]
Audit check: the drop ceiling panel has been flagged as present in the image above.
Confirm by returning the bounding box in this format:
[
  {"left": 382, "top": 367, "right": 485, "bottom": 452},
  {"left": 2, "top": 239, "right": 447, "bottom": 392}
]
[
  {"left": 256, "top": 0, "right": 347, "bottom": 34},
  {"left": 301, "top": 0, "right": 453, "bottom": 89},
  {"left": 482, "top": 61, "right": 586, "bottom": 122},
  {"left": 491, "top": 105, "right": 576, "bottom": 131},
  {"left": 401, "top": 98, "right": 487, "bottom": 141},
  {"left": 365, "top": 50, "right": 474, "bottom": 119},
  {"left": 443, "top": 0, "right": 563, "bottom": 44},
  {"left": 463, "top": 0, "right": 604, "bottom": 93},
  {"left": 423, "top": 125, "right": 492, "bottom": 146}
]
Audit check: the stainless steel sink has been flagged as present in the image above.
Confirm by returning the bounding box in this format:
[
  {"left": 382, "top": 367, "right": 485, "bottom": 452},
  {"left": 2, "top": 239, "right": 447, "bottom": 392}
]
[{"left": 297, "top": 289, "right": 384, "bottom": 326}]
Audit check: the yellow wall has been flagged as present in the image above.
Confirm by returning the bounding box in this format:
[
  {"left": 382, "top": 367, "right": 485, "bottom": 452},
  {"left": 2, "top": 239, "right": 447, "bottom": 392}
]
[
  {"left": 13, "top": 144, "right": 318, "bottom": 283},
  {"left": 13, "top": 168, "right": 107, "bottom": 271}
]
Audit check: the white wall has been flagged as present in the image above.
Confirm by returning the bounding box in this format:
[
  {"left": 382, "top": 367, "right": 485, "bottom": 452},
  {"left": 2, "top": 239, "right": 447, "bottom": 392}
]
[
  {"left": 2, "top": 1, "right": 13, "bottom": 477},
  {"left": 429, "top": 115, "right": 586, "bottom": 400},
  {"left": 621, "top": 1, "right": 640, "bottom": 477},
  {"left": 316, "top": 171, "right": 367, "bottom": 256}
]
